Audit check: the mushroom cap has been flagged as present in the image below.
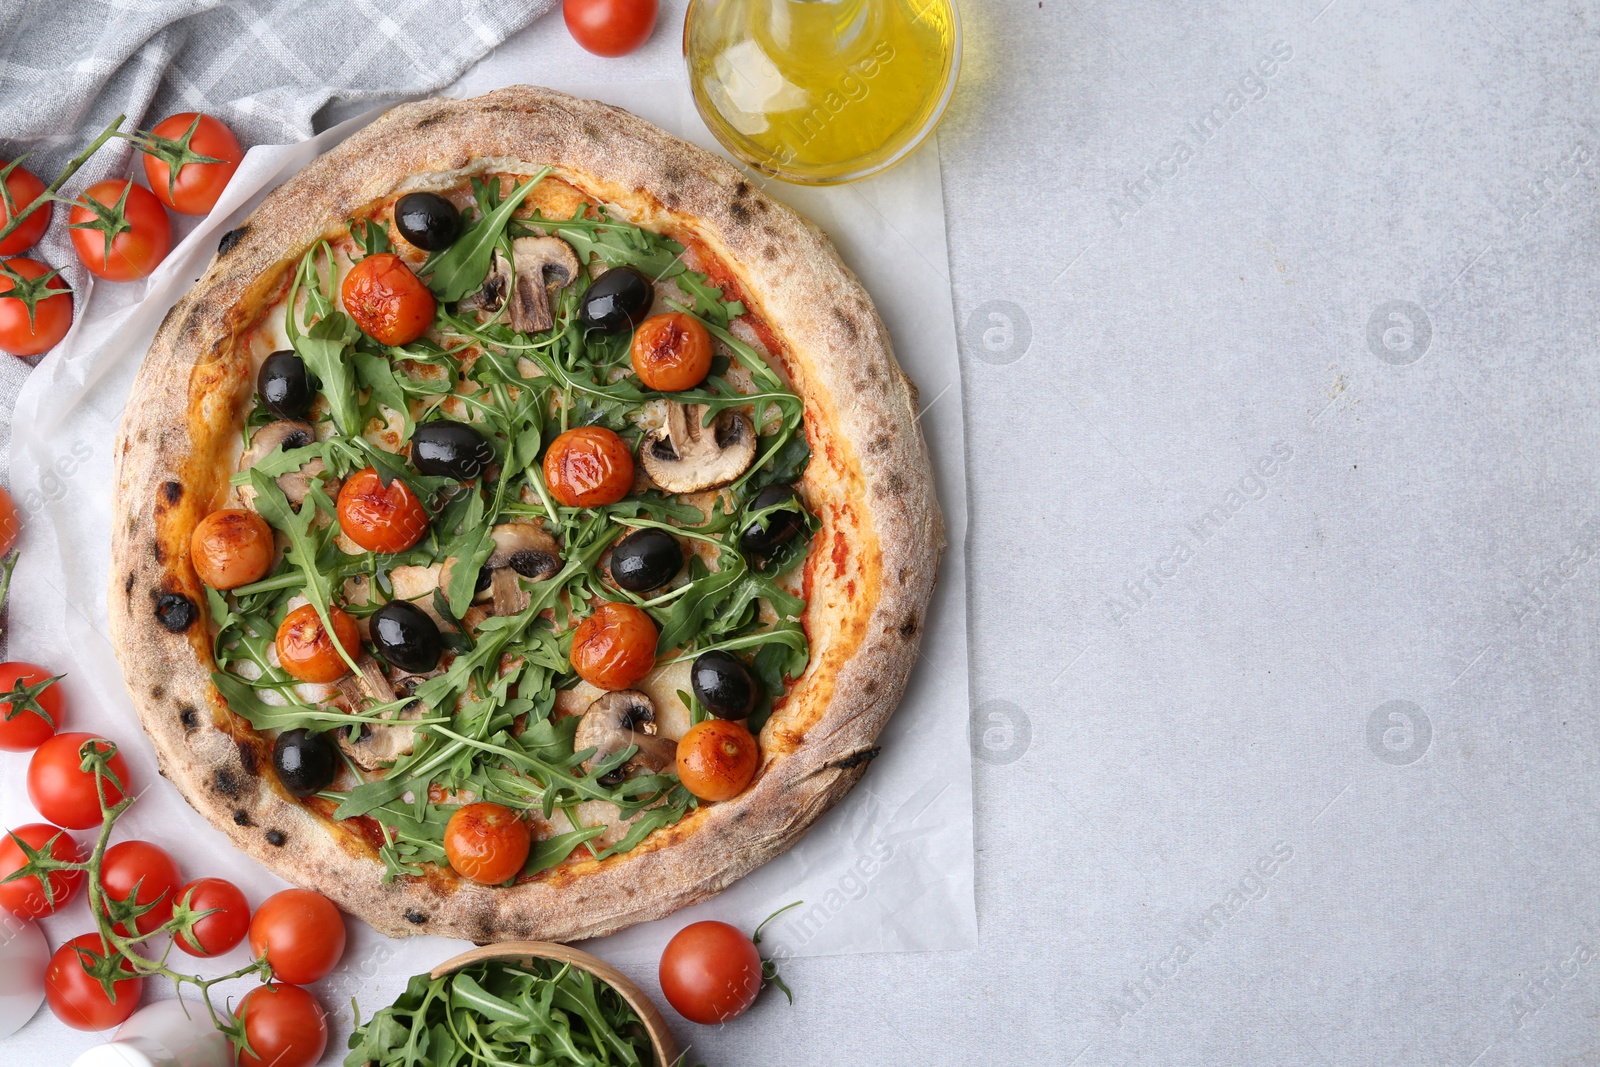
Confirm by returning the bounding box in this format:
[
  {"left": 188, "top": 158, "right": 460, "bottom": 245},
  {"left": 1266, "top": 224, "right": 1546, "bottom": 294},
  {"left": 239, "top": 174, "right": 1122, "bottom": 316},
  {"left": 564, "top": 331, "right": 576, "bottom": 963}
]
[
  {"left": 459, "top": 248, "right": 511, "bottom": 314},
  {"left": 509, "top": 236, "right": 580, "bottom": 334},
  {"left": 239, "top": 420, "right": 337, "bottom": 508},
  {"left": 486, "top": 522, "right": 561, "bottom": 579},
  {"left": 574, "top": 690, "right": 677, "bottom": 782},
  {"left": 640, "top": 403, "right": 758, "bottom": 494}
]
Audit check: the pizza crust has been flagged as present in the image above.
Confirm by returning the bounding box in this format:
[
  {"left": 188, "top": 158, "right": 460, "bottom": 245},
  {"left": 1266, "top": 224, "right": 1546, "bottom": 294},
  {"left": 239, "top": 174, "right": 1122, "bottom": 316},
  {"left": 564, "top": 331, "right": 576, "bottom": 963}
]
[{"left": 108, "top": 86, "right": 942, "bottom": 942}]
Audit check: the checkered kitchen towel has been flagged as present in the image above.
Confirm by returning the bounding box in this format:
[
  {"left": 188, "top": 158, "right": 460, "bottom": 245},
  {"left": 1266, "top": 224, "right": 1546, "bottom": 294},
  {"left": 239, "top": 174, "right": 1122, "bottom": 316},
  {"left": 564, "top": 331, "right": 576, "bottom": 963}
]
[{"left": 0, "top": 0, "right": 558, "bottom": 473}]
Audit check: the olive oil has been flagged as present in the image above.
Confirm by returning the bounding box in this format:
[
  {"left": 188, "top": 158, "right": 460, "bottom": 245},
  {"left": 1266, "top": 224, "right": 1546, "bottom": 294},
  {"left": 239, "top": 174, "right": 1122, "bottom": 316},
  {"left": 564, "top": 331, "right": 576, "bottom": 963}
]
[{"left": 685, "top": 0, "right": 961, "bottom": 185}]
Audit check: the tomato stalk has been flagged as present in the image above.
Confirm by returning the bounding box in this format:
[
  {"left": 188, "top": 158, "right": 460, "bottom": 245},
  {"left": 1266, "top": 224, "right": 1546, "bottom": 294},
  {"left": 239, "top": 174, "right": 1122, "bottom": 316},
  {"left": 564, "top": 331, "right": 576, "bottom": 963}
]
[
  {"left": 124, "top": 115, "right": 225, "bottom": 205},
  {"left": 0, "top": 115, "right": 127, "bottom": 250},
  {"left": 0, "top": 260, "right": 70, "bottom": 332}
]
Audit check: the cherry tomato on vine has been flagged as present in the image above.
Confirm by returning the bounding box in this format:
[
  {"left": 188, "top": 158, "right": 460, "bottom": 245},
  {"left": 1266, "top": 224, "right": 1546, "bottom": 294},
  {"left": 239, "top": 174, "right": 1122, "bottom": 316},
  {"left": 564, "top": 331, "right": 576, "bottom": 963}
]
[
  {"left": 99, "top": 839, "right": 182, "bottom": 937},
  {"left": 658, "top": 920, "right": 763, "bottom": 1024},
  {"left": 569, "top": 601, "right": 657, "bottom": 690},
  {"left": 173, "top": 877, "right": 251, "bottom": 957},
  {"left": 69, "top": 180, "right": 171, "bottom": 282},
  {"left": 236, "top": 983, "right": 328, "bottom": 1067},
  {"left": 0, "top": 258, "right": 73, "bottom": 357},
  {"left": 336, "top": 467, "right": 429, "bottom": 553},
  {"left": 341, "top": 253, "right": 435, "bottom": 345},
  {"left": 0, "top": 485, "right": 17, "bottom": 556},
  {"left": 0, "top": 823, "right": 84, "bottom": 919},
  {"left": 189, "top": 508, "right": 275, "bottom": 589},
  {"left": 45, "top": 933, "right": 144, "bottom": 1031},
  {"left": 140, "top": 113, "right": 243, "bottom": 216},
  {"left": 444, "top": 802, "right": 531, "bottom": 885},
  {"left": 564, "top": 0, "right": 659, "bottom": 57},
  {"left": 675, "top": 719, "right": 759, "bottom": 802},
  {"left": 248, "top": 888, "right": 346, "bottom": 985},
  {"left": 0, "top": 159, "right": 51, "bottom": 256},
  {"left": 27, "top": 732, "right": 130, "bottom": 830},
  {"left": 631, "top": 312, "right": 712, "bottom": 392},
  {"left": 0, "top": 661, "right": 64, "bottom": 751},
  {"left": 543, "top": 426, "right": 635, "bottom": 508},
  {"left": 274, "top": 604, "right": 360, "bottom": 684}
]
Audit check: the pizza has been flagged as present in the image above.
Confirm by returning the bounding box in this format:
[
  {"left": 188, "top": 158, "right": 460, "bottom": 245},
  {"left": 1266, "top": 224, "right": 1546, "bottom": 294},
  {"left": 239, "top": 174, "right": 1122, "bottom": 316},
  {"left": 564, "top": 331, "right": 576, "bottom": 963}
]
[{"left": 107, "top": 86, "right": 941, "bottom": 943}]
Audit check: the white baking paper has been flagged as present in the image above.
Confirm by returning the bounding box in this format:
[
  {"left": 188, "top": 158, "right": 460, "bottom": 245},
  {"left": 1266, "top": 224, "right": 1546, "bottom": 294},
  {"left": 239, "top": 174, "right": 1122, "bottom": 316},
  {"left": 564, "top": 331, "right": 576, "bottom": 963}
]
[{"left": 0, "top": 79, "right": 974, "bottom": 1062}]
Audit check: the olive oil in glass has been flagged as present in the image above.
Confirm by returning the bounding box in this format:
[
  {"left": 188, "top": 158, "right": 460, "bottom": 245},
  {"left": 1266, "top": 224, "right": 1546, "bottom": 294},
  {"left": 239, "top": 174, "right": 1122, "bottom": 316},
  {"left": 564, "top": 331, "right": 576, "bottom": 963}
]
[{"left": 684, "top": 0, "right": 962, "bottom": 185}]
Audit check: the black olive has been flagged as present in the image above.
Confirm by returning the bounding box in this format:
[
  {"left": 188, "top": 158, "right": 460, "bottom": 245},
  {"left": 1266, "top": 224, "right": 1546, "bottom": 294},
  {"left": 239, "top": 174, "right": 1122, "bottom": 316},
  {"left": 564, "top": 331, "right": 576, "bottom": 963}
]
[
  {"left": 740, "top": 485, "right": 806, "bottom": 556},
  {"left": 272, "top": 729, "right": 337, "bottom": 798},
  {"left": 411, "top": 421, "right": 495, "bottom": 481},
  {"left": 371, "top": 600, "right": 442, "bottom": 673},
  {"left": 692, "top": 650, "right": 757, "bottom": 719},
  {"left": 578, "top": 267, "right": 654, "bottom": 333},
  {"left": 393, "top": 192, "right": 461, "bottom": 252},
  {"left": 258, "top": 350, "right": 314, "bottom": 420},
  {"left": 609, "top": 528, "right": 684, "bottom": 592}
]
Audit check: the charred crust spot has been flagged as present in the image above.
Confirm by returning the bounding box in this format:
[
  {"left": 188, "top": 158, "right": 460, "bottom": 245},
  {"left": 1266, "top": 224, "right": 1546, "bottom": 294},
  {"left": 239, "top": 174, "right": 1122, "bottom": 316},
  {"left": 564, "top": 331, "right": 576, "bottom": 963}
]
[
  {"left": 581, "top": 122, "right": 603, "bottom": 141},
  {"left": 730, "top": 200, "right": 751, "bottom": 223},
  {"left": 264, "top": 829, "right": 286, "bottom": 847},
  {"left": 154, "top": 592, "right": 198, "bottom": 633},
  {"left": 151, "top": 684, "right": 165, "bottom": 700},
  {"left": 179, "top": 706, "right": 198, "bottom": 730},
  {"left": 862, "top": 678, "right": 879, "bottom": 695},
  {"left": 160, "top": 480, "right": 182, "bottom": 505},
  {"left": 404, "top": 910, "right": 428, "bottom": 925},
  {"left": 414, "top": 113, "right": 448, "bottom": 130},
  {"left": 152, "top": 540, "right": 166, "bottom": 564},
  {"left": 881, "top": 472, "right": 908, "bottom": 497},
  {"left": 217, "top": 226, "right": 247, "bottom": 255},
  {"left": 124, "top": 572, "right": 136, "bottom": 598},
  {"left": 867, "top": 435, "right": 891, "bottom": 455},
  {"left": 831, "top": 306, "right": 860, "bottom": 340},
  {"left": 898, "top": 566, "right": 912, "bottom": 585},
  {"left": 829, "top": 746, "right": 881, "bottom": 770},
  {"left": 237, "top": 741, "right": 261, "bottom": 777},
  {"left": 762, "top": 243, "right": 778, "bottom": 260},
  {"left": 898, "top": 613, "right": 919, "bottom": 639},
  {"left": 734, "top": 180, "right": 752, "bottom": 199},
  {"left": 233, "top": 809, "right": 252, "bottom": 827},
  {"left": 662, "top": 164, "right": 686, "bottom": 187},
  {"left": 213, "top": 768, "right": 240, "bottom": 798}
]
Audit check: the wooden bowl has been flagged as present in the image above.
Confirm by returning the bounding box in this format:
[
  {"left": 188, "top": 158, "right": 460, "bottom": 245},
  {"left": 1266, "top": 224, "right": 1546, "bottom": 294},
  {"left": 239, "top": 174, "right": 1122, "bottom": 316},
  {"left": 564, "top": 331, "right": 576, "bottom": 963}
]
[{"left": 422, "top": 942, "right": 682, "bottom": 1067}]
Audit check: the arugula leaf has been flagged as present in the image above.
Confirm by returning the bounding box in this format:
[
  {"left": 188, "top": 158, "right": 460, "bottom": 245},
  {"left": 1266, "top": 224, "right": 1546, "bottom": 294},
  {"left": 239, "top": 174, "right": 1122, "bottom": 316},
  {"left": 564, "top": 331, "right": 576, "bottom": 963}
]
[{"left": 425, "top": 171, "right": 550, "bottom": 302}]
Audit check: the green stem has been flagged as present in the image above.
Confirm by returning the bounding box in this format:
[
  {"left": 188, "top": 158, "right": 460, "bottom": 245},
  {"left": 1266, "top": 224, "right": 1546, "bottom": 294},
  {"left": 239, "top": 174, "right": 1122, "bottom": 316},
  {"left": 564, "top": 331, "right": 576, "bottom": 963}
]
[{"left": 0, "top": 116, "right": 127, "bottom": 247}]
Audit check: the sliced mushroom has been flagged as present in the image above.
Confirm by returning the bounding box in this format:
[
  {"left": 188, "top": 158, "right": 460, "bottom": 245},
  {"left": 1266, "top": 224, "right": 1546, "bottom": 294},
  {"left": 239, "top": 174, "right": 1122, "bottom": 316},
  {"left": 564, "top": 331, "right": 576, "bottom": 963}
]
[
  {"left": 337, "top": 701, "right": 427, "bottom": 771},
  {"left": 574, "top": 691, "right": 679, "bottom": 786},
  {"left": 509, "top": 236, "right": 580, "bottom": 334},
  {"left": 442, "top": 523, "right": 561, "bottom": 617},
  {"left": 458, "top": 248, "right": 511, "bottom": 315},
  {"left": 640, "top": 404, "right": 757, "bottom": 494},
  {"left": 239, "top": 420, "right": 338, "bottom": 509}
]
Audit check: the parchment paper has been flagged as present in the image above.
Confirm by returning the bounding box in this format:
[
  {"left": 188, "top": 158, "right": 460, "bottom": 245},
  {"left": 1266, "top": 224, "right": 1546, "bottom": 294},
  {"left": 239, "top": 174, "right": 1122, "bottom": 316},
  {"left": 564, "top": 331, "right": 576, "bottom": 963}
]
[{"left": 0, "top": 80, "right": 974, "bottom": 1062}]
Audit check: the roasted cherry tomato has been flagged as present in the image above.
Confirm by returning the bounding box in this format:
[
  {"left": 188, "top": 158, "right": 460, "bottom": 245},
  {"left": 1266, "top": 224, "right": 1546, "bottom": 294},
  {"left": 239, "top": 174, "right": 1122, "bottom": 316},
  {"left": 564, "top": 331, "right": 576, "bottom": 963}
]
[
  {"left": 27, "top": 732, "right": 130, "bottom": 830},
  {"left": 543, "top": 426, "right": 635, "bottom": 508},
  {"left": 630, "top": 312, "right": 712, "bottom": 392},
  {"left": 140, "top": 112, "right": 243, "bottom": 216},
  {"left": 569, "top": 601, "right": 657, "bottom": 690},
  {"left": 0, "top": 661, "right": 64, "bottom": 751},
  {"left": 0, "top": 823, "right": 83, "bottom": 919},
  {"left": 659, "top": 920, "right": 763, "bottom": 1024},
  {"left": 274, "top": 604, "right": 361, "bottom": 684},
  {"left": 337, "top": 467, "right": 429, "bottom": 553},
  {"left": 0, "top": 257, "right": 72, "bottom": 356},
  {"left": 0, "top": 160, "right": 50, "bottom": 256},
  {"left": 564, "top": 0, "right": 659, "bottom": 57},
  {"left": 675, "top": 719, "right": 759, "bottom": 802},
  {"left": 173, "top": 877, "right": 251, "bottom": 957},
  {"left": 0, "top": 485, "right": 16, "bottom": 556},
  {"left": 99, "top": 839, "right": 181, "bottom": 937},
  {"left": 248, "top": 888, "right": 346, "bottom": 985},
  {"left": 444, "top": 802, "right": 532, "bottom": 885},
  {"left": 341, "top": 252, "right": 435, "bottom": 345},
  {"left": 69, "top": 179, "right": 172, "bottom": 281},
  {"left": 236, "top": 983, "right": 328, "bottom": 1067},
  {"left": 189, "top": 508, "right": 275, "bottom": 589},
  {"left": 46, "top": 933, "right": 144, "bottom": 1031}
]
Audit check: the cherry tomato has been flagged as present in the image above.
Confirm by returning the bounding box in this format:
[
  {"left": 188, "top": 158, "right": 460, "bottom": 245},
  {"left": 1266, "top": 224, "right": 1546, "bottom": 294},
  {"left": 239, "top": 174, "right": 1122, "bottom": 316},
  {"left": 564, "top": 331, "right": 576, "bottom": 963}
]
[
  {"left": 236, "top": 983, "right": 328, "bottom": 1067},
  {"left": 0, "top": 485, "right": 15, "bottom": 556},
  {"left": 341, "top": 253, "right": 435, "bottom": 345},
  {"left": 543, "top": 426, "right": 635, "bottom": 508},
  {"left": 564, "top": 0, "right": 659, "bottom": 57},
  {"left": 631, "top": 312, "right": 712, "bottom": 392},
  {"left": 658, "top": 920, "right": 763, "bottom": 1024},
  {"left": 172, "top": 877, "right": 251, "bottom": 957},
  {"left": 444, "top": 802, "right": 531, "bottom": 885},
  {"left": 189, "top": 508, "right": 275, "bottom": 589},
  {"left": 675, "top": 719, "right": 759, "bottom": 802},
  {"left": 248, "top": 888, "right": 346, "bottom": 985},
  {"left": 336, "top": 467, "right": 429, "bottom": 553},
  {"left": 0, "top": 823, "right": 84, "bottom": 919},
  {"left": 0, "top": 661, "right": 64, "bottom": 751},
  {"left": 0, "top": 257, "right": 72, "bottom": 356},
  {"left": 45, "top": 933, "right": 144, "bottom": 1031},
  {"left": 0, "top": 160, "right": 51, "bottom": 256},
  {"left": 274, "top": 604, "right": 361, "bottom": 684},
  {"left": 569, "top": 601, "right": 657, "bottom": 690},
  {"left": 28, "top": 733, "right": 130, "bottom": 830},
  {"left": 69, "top": 180, "right": 172, "bottom": 282},
  {"left": 99, "top": 840, "right": 182, "bottom": 937},
  {"left": 141, "top": 113, "right": 243, "bottom": 216}
]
